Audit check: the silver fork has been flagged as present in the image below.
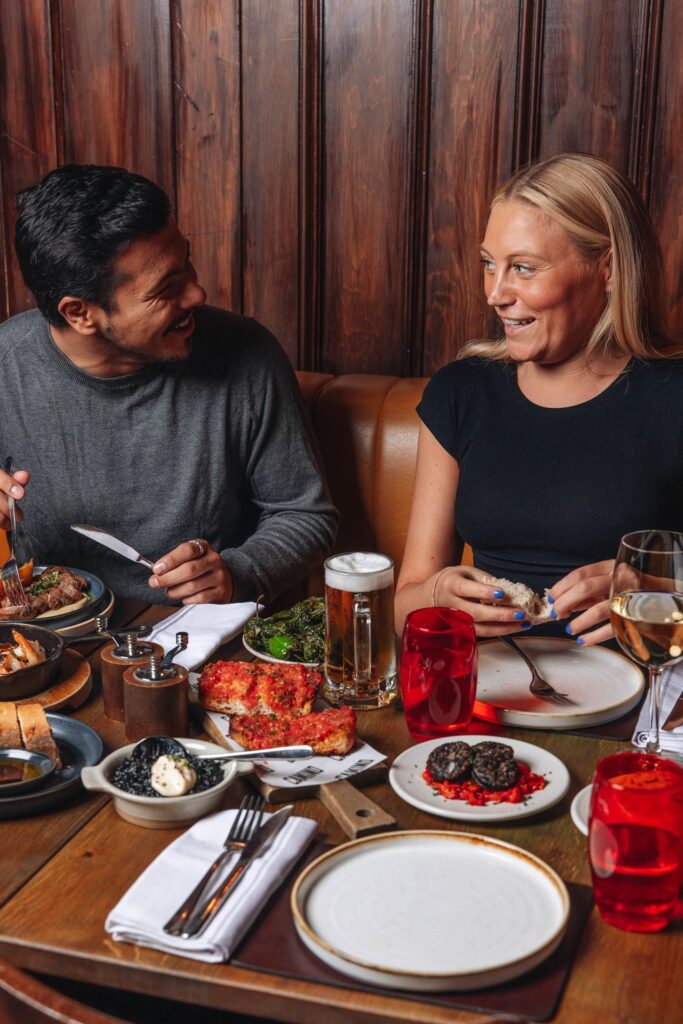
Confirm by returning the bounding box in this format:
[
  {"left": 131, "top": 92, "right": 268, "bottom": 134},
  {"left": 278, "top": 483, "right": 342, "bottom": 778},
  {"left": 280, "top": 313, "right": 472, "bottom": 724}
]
[
  {"left": 1, "top": 456, "right": 29, "bottom": 610},
  {"left": 164, "top": 794, "right": 266, "bottom": 936},
  {"left": 497, "top": 634, "right": 574, "bottom": 706}
]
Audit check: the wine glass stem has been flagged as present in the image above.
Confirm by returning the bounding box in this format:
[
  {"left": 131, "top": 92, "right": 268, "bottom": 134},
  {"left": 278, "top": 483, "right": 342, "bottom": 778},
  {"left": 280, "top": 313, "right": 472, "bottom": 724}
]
[{"left": 646, "top": 666, "right": 663, "bottom": 754}]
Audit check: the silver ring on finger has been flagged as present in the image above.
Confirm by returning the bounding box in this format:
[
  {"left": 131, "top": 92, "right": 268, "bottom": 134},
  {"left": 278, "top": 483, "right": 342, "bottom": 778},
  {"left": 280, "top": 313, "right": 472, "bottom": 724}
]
[{"left": 190, "top": 539, "right": 207, "bottom": 559}]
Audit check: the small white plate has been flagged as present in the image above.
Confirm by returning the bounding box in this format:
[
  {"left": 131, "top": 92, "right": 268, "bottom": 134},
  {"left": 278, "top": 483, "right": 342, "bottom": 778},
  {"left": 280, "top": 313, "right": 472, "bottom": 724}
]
[
  {"left": 474, "top": 638, "right": 644, "bottom": 729},
  {"left": 570, "top": 784, "right": 593, "bottom": 837},
  {"left": 241, "top": 635, "right": 319, "bottom": 668},
  {"left": 291, "top": 830, "right": 569, "bottom": 991},
  {"left": 55, "top": 590, "right": 115, "bottom": 638},
  {"left": 389, "top": 735, "right": 570, "bottom": 823}
]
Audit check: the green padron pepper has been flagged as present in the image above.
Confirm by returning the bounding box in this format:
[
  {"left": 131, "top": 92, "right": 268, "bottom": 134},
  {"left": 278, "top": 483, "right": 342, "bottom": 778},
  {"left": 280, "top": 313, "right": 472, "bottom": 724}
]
[{"left": 268, "top": 635, "right": 296, "bottom": 659}]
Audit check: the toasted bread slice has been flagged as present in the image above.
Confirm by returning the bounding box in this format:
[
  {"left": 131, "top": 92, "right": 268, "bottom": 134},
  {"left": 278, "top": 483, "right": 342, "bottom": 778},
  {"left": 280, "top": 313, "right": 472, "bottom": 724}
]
[
  {"left": 198, "top": 660, "right": 321, "bottom": 716},
  {"left": 230, "top": 706, "right": 356, "bottom": 756},
  {"left": 0, "top": 702, "right": 21, "bottom": 749},
  {"left": 16, "top": 703, "right": 61, "bottom": 768}
]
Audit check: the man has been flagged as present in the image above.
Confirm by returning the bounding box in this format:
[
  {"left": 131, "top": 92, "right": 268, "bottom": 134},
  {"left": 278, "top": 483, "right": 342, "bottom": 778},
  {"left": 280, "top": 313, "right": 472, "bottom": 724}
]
[{"left": 0, "top": 164, "right": 337, "bottom": 604}]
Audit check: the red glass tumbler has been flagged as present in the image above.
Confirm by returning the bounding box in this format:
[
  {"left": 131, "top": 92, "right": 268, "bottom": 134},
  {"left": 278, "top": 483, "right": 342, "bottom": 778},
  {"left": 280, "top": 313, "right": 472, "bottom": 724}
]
[
  {"left": 399, "top": 607, "right": 477, "bottom": 741},
  {"left": 589, "top": 751, "right": 683, "bottom": 932}
]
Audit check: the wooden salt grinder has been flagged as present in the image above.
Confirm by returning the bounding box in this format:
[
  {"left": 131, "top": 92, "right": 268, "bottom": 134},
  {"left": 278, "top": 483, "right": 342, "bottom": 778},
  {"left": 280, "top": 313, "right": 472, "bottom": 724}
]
[
  {"left": 100, "top": 626, "right": 163, "bottom": 722},
  {"left": 123, "top": 632, "right": 190, "bottom": 742}
]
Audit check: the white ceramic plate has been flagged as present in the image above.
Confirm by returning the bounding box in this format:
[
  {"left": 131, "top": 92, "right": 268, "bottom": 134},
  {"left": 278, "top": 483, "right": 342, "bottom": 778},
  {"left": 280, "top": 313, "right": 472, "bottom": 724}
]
[
  {"left": 242, "top": 635, "right": 319, "bottom": 668},
  {"left": 474, "top": 638, "right": 644, "bottom": 729},
  {"left": 292, "top": 830, "right": 569, "bottom": 991},
  {"left": 55, "top": 590, "right": 115, "bottom": 637},
  {"left": 389, "top": 735, "right": 570, "bottom": 822},
  {"left": 570, "top": 784, "right": 593, "bottom": 837}
]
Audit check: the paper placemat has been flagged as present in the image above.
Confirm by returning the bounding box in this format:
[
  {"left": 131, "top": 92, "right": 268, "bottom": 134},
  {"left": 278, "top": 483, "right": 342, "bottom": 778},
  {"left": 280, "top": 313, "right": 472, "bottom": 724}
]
[{"left": 232, "top": 842, "right": 593, "bottom": 1022}]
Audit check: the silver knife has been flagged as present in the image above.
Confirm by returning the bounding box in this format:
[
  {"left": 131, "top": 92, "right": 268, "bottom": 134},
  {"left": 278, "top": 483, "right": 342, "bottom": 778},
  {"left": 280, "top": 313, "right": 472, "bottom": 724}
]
[
  {"left": 70, "top": 524, "right": 155, "bottom": 569},
  {"left": 177, "top": 805, "right": 293, "bottom": 940}
]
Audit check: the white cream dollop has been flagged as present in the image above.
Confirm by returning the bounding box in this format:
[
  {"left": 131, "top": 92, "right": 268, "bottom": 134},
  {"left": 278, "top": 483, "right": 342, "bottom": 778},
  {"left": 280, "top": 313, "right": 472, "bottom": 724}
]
[{"left": 150, "top": 755, "right": 197, "bottom": 797}]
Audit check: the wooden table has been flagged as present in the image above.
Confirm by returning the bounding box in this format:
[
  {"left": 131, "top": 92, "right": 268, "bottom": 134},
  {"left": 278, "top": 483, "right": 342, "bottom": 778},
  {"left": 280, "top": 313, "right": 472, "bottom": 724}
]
[{"left": 0, "top": 607, "right": 678, "bottom": 1024}]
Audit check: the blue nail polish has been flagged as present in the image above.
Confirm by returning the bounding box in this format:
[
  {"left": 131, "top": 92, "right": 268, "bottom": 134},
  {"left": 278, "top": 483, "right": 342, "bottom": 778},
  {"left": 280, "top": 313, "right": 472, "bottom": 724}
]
[
  {"left": 576, "top": 636, "right": 585, "bottom": 645},
  {"left": 522, "top": 621, "right": 532, "bottom": 629},
  {"left": 565, "top": 624, "right": 573, "bottom": 635},
  {"left": 493, "top": 589, "right": 505, "bottom": 599},
  {"left": 514, "top": 610, "right": 525, "bottom": 620},
  {"left": 547, "top": 594, "right": 555, "bottom": 605},
  {"left": 550, "top": 608, "right": 557, "bottom": 620}
]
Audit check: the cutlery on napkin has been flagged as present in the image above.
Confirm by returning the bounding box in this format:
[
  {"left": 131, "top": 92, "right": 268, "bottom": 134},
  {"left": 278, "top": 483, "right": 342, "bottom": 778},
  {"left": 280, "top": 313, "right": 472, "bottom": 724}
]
[
  {"left": 105, "top": 808, "right": 317, "bottom": 962},
  {"left": 633, "top": 662, "right": 683, "bottom": 753},
  {"left": 146, "top": 602, "right": 260, "bottom": 670}
]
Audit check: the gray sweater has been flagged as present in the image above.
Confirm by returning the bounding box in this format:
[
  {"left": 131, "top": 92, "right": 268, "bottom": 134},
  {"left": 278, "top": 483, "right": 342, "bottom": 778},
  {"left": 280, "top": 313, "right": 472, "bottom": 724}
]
[{"left": 0, "top": 307, "right": 338, "bottom": 602}]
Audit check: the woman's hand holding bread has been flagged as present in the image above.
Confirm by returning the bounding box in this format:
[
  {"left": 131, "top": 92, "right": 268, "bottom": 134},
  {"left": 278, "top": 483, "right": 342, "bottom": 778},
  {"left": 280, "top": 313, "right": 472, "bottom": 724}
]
[{"left": 429, "top": 566, "right": 534, "bottom": 638}]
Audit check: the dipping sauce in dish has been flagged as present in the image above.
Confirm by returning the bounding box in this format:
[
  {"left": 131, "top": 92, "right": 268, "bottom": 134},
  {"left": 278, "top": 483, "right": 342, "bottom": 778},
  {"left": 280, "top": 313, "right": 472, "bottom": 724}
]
[{"left": 0, "top": 756, "right": 43, "bottom": 784}]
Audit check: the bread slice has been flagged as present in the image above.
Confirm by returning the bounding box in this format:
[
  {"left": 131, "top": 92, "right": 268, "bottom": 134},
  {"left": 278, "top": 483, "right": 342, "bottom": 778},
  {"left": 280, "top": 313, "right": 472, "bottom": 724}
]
[
  {"left": 230, "top": 707, "right": 356, "bottom": 756},
  {"left": 16, "top": 703, "right": 61, "bottom": 768},
  {"left": 198, "top": 660, "right": 321, "bottom": 716},
  {"left": 0, "top": 703, "right": 21, "bottom": 749},
  {"left": 487, "top": 576, "right": 552, "bottom": 624}
]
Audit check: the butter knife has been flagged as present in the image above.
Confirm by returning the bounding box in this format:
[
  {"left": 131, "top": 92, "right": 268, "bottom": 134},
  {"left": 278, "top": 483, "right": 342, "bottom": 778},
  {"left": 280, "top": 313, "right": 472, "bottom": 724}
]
[
  {"left": 70, "top": 524, "right": 155, "bottom": 569},
  {"left": 177, "top": 804, "right": 293, "bottom": 939}
]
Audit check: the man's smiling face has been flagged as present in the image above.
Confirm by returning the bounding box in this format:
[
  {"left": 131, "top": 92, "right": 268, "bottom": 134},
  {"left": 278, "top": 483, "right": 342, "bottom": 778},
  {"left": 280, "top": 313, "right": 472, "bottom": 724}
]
[{"left": 94, "top": 217, "right": 207, "bottom": 367}]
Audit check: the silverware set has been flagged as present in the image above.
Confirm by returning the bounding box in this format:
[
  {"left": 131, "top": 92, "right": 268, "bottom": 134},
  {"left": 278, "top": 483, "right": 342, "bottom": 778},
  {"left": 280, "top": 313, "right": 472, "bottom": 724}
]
[{"left": 165, "top": 796, "right": 293, "bottom": 939}]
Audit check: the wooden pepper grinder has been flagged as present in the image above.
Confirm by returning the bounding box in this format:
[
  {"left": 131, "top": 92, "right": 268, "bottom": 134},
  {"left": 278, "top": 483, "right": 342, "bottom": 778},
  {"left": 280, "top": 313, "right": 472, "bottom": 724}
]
[
  {"left": 99, "top": 621, "right": 163, "bottom": 722},
  {"left": 123, "top": 632, "right": 190, "bottom": 742}
]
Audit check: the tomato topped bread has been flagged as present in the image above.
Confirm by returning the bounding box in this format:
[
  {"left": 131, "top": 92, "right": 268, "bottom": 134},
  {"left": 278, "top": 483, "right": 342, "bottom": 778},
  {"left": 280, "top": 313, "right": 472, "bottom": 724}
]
[
  {"left": 198, "top": 660, "right": 321, "bottom": 716},
  {"left": 230, "top": 706, "right": 356, "bottom": 756}
]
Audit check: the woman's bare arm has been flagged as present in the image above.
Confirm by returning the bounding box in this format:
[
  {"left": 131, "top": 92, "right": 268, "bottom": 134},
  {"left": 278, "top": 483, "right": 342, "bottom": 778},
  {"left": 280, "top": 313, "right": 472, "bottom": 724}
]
[{"left": 395, "top": 424, "right": 527, "bottom": 636}]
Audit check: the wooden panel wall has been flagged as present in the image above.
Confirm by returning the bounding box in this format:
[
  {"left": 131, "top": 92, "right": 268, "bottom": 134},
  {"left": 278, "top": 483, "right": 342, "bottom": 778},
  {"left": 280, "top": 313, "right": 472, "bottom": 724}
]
[{"left": 1, "top": 0, "right": 681, "bottom": 372}]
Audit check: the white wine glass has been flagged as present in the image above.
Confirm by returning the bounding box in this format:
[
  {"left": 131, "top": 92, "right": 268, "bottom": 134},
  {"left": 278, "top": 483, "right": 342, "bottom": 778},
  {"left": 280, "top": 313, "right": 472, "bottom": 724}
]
[{"left": 610, "top": 530, "right": 683, "bottom": 754}]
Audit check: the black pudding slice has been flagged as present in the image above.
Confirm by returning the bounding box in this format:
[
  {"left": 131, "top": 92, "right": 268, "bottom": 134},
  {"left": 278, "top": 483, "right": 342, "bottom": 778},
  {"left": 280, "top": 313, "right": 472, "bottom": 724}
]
[
  {"left": 470, "top": 741, "right": 514, "bottom": 760},
  {"left": 426, "top": 741, "right": 473, "bottom": 782},
  {"left": 471, "top": 742, "right": 519, "bottom": 791}
]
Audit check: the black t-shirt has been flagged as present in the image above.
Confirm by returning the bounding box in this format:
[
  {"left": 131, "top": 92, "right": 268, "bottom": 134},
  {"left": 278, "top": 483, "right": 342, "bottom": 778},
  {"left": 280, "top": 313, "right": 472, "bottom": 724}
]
[{"left": 418, "top": 356, "right": 683, "bottom": 598}]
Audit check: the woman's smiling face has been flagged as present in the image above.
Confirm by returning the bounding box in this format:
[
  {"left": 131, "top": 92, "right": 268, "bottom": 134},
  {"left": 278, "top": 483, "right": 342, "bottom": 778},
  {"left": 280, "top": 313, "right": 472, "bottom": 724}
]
[{"left": 481, "top": 199, "right": 610, "bottom": 365}]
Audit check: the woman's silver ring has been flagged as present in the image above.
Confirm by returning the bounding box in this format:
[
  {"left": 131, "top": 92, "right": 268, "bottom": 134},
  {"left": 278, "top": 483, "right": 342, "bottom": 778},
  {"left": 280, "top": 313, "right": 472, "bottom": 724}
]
[{"left": 190, "top": 539, "right": 206, "bottom": 559}]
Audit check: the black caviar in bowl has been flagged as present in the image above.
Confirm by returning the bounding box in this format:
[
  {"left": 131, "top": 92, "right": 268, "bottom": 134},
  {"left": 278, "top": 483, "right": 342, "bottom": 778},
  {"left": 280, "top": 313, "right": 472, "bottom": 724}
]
[{"left": 111, "top": 748, "right": 223, "bottom": 798}]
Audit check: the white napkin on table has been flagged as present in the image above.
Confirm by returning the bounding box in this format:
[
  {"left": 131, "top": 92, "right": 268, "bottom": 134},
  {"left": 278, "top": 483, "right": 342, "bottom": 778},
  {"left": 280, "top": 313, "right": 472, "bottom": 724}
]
[
  {"left": 146, "top": 602, "right": 259, "bottom": 670},
  {"left": 632, "top": 662, "right": 683, "bottom": 755},
  {"left": 105, "top": 809, "right": 317, "bottom": 962}
]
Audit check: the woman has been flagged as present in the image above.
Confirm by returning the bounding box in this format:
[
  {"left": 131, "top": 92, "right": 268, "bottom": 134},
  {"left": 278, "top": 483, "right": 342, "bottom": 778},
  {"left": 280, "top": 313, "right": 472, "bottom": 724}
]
[{"left": 396, "top": 153, "right": 682, "bottom": 646}]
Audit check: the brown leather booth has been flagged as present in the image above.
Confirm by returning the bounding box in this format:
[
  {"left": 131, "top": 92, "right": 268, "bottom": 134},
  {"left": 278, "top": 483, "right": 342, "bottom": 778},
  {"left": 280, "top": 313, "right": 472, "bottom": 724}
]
[{"left": 295, "top": 371, "right": 428, "bottom": 580}]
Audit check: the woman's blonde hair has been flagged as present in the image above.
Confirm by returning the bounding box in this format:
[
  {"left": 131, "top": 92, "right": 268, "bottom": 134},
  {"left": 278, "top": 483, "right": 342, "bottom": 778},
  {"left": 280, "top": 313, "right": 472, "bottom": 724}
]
[{"left": 460, "top": 152, "right": 674, "bottom": 361}]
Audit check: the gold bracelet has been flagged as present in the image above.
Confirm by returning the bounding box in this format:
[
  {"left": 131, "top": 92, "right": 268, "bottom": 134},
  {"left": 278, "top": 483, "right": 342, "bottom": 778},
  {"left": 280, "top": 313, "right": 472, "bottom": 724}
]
[{"left": 431, "top": 566, "right": 451, "bottom": 607}]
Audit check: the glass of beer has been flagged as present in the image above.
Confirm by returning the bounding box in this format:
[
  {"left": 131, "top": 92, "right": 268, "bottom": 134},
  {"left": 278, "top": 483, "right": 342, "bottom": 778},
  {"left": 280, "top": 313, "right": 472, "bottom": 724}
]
[
  {"left": 323, "top": 552, "right": 396, "bottom": 709},
  {"left": 589, "top": 750, "right": 683, "bottom": 932}
]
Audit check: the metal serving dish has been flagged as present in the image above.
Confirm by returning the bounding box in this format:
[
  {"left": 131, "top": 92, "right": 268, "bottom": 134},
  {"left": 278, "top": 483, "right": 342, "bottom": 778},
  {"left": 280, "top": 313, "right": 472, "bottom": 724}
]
[{"left": 0, "top": 621, "right": 65, "bottom": 699}]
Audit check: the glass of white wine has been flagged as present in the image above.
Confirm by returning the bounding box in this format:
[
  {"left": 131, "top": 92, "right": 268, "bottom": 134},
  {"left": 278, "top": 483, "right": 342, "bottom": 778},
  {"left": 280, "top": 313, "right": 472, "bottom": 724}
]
[{"left": 610, "top": 530, "right": 683, "bottom": 754}]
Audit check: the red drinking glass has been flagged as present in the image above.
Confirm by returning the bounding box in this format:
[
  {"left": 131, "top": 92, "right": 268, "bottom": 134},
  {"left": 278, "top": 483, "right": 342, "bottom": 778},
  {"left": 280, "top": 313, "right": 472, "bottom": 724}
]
[
  {"left": 399, "top": 607, "right": 477, "bottom": 741},
  {"left": 589, "top": 751, "right": 683, "bottom": 932}
]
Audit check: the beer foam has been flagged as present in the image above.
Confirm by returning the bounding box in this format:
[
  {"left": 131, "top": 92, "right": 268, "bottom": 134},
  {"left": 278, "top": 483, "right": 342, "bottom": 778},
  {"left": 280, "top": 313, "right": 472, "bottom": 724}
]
[{"left": 325, "top": 552, "right": 394, "bottom": 593}]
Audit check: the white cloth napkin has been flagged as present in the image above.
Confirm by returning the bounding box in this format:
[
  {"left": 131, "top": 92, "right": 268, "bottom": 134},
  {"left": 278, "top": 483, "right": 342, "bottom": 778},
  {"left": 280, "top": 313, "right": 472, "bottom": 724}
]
[
  {"left": 106, "top": 809, "right": 317, "bottom": 962},
  {"left": 632, "top": 662, "right": 683, "bottom": 755},
  {"left": 146, "top": 602, "right": 259, "bottom": 670}
]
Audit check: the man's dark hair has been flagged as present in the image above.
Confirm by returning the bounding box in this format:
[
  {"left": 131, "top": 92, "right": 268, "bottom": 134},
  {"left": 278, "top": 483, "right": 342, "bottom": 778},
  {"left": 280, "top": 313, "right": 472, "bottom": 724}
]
[{"left": 15, "top": 164, "right": 171, "bottom": 326}]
